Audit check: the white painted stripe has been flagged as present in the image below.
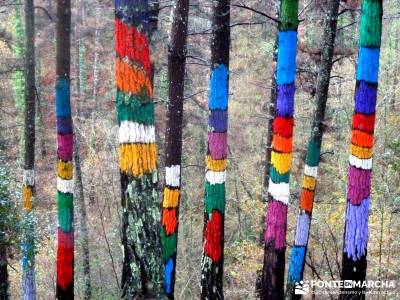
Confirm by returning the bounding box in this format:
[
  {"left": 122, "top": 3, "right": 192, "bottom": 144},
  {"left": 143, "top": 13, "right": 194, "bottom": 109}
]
[
  {"left": 268, "top": 179, "right": 290, "bottom": 204},
  {"left": 118, "top": 121, "right": 155, "bottom": 143},
  {"left": 57, "top": 177, "right": 74, "bottom": 194},
  {"left": 206, "top": 170, "right": 226, "bottom": 185},
  {"left": 349, "top": 155, "right": 372, "bottom": 170},
  {"left": 304, "top": 165, "right": 318, "bottom": 178},
  {"left": 165, "top": 165, "right": 181, "bottom": 187},
  {"left": 23, "top": 169, "right": 35, "bottom": 186}
]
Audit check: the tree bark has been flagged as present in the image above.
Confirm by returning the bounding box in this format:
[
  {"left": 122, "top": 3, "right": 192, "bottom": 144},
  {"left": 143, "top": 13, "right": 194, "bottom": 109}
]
[
  {"left": 115, "top": 1, "right": 163, "bottom": 298},
  {"left": 73, "top": 1, "right": 92, "bottom": 297},
  {"left": 56, "top": 1, "right": 74, "bottom": 299},
  {"left": 160, "top": 0, "right": 189, "bottom": 298},
  {"left": 200, "top": 1, "right": 230, "bottom": 299},
  {"left": 286, "top": 1, "right": 340, "bottom": 299},
  {"left": 260, "top": 0, "right": 299, "bottom": 298},
  {"left": 340, "top": 1, "right": 383, "bottom": 298},
  {"left": 22, "top": 0, "right": 37, "bottom": 298}
]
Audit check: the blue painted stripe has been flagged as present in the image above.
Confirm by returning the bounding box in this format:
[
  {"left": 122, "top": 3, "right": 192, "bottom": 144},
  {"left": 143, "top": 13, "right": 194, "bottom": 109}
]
[
  {"left": 356, "top": 47, "right": 380, "bottom": 83},
  {"left": 56, "top": 79, "right": 71, "bottom": 118},
  {"left": 164, "top": 257, "right": 174, "bottom": 295},
  {"left": 57, "top": 117, "right": 73, "bottom": 135},
  {"left": 287, "top": 246, "right": 306, "bottom": 283},
  {"left": 208, "top": 110, "right": 228, "bottom": 132},
  {"left": 277, "top": 31, "right": 297, "bottom": 85},
  {"left": 354, "top": 81, "right": 377, "bottom": 115},
  {"left": 209, "top": 64, "right": 229, "bottom": 110}
]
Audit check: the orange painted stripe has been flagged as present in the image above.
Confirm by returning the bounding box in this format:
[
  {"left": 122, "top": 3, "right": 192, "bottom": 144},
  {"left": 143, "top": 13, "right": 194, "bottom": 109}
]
[
  {"left": 351, "top": 130, "right": 374, "bottom": 148},
  {"left": 272, "top": 134, "right": 293, "bottom": 153},
  {"left": 300, "top": 189, "right": 314, "bottom": 213},
  {"left": 162, "top": 208, "right": 178, "bottom": 235},
  {"left": 22, "top": 185, "right": 33, "bottom": 211},
  {"left": 115, "top": 57, "right": 153, "bottom": 97}
]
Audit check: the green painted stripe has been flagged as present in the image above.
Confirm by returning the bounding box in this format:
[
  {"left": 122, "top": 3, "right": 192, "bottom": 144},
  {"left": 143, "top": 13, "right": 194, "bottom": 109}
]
[
  {"left": 161, "top": 227, "right": 177, "bottom": 260},
  {"left": 306, "top": 139, "right": 321, "bottom": 167},
  {"left": 359, "top": 0, "right": 382, "bottom": 48},
  {"left": 280, "top": 0, "right": 299, "bottom": 31},
  {"left": 270, "top": 166, "right": 290, "bottom": 183},
  {"left": 204, "top": 182, "right": 225, "bottom": 215},
  {"left": 116, "top": 90, "right": 154, "bottom": 124},
  {"left": 57, "top": 192, "right": 73, "bottom": 232}
]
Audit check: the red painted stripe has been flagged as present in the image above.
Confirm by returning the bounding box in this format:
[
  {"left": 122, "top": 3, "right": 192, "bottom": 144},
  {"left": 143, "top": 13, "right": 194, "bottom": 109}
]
[
  {"left": 352, "top": 113, "right": 375, "bottom": 133},
  {"left": 273, "top": 117, "right": 294, "bottom": 137},
  {"left": 162, "top": 208, "right": 178, "bottom": 235},
  {"left": 115, "top": 18, "right": 151, "bottom": 76},
  {"left": 204, "top": 210, "right": 223, "bottom": 263},
  {"left": 57, "top": 229, "right": 74, "bottom": 289}
]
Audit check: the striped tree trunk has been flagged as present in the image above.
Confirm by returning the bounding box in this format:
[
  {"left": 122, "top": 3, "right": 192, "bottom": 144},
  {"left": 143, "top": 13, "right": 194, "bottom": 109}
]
[
  {"left": 115, "top": 0, "right": 163, "bottom": 297},
  {"left": 286, "top": 1, "right": 340, "bottom": 298},
  {"left": 55, "top": 1, "right": 74, "bottom": 298},
  {"left": 340, "top": 1, "right": 382, "bottom": 298},
  {"left": 200, "top": 1, "right": 230, "bottom": 299},
  {"left": 22, "top": 0, "right": 36, "bottom": 299},
  {"left": 260, "top": 0, "right": 299, "bottom": 298},
  {"left": 161, "top": 0, "right": 189, "bottom": 298}
]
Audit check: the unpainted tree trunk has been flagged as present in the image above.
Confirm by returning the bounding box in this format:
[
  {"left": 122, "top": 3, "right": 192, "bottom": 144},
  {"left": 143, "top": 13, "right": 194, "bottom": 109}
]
[
  {"left": 22, "top": 0, "right": 37, "bottom": 298},
  {"left": 286, "top": 1, "right": 340, "bottom": 299},
  {"left": 160, "top": 0, "right": 189, "bottom": 298},
  {"left": 200, "top": 1, "right": 230, "bottom": 299}
]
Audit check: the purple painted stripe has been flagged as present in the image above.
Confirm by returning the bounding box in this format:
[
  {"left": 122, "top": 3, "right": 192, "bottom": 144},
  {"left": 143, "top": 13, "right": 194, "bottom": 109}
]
[
  {"left": 208, "top": 132, "right": 227, "bottom": 160},
  {"left": 276, "top": 84, "right": 295, "bottom": 117},
  {"left": 57, "top": 117, "right": 73, "bottom": 135},
  {"left": 347, "top": 165, "right": 372, "bottom": 205},
  {"left": 57, "top": 134, "right": 73, "bottom": 161},
  {"left": 294, "top": 213, "right": 310, "bottom": 247},
  {"left": 344, "top": 197, "right": 370, "bottom": 261},
  {"left": 265, "top": 200, "right": 287, "bottom": 250},
  {"left": 354, "top": 81, "right": 377, "bottom": 115},
  {"left": 208, "top": 110, "right": 228, "bottom": 132}
]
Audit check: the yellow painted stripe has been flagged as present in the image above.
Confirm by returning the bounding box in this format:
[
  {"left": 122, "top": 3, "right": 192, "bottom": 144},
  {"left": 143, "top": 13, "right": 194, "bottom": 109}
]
[
  {"left": 163, "top": 187, "right": 180, "bottom": 208},
  {"left": 350, "top": 144, "right": 373, "bottom": 159},
  {"left": 271, "top": 151, "right": 292, "bottom": 174},
  {"left": 119, "top": 143, "right": 157, "bottom": 177},
  {"left": 302, "top": 175, "right": 316, "bottom": 190},
  {"left": 57, "top": 160, "right": 73, "bottom": 180},
  {"left": 22, "top": 185, "right": 33, "bottom": 211},
  {"left": 206, "top": 156, "right": 227, "bottom": 172}
]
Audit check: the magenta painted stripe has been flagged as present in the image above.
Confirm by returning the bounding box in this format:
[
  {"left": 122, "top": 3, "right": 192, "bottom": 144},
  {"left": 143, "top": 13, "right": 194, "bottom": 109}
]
[
  {"left": 57, "top": 134, "right": 73, "bottom": 161},
  {"left": 208, "top": 132, "right": 227, "bottom": 160},
  {"left": 264, "top": 200, "right": 287, "bottom": 250},
  {"left": 347, "top": 165, "right": 372, "bottom": 205}
]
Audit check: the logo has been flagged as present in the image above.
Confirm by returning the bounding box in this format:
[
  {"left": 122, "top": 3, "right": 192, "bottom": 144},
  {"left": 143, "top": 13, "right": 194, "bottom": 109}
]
[{"left": 295, "top": 280, "right": 310, "bottom": 295}]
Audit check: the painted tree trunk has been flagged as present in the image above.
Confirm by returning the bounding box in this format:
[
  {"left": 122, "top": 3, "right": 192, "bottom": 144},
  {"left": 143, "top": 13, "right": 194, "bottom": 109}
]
[
  {"left": 260, "top": 0, "right": 299, "bottom": 299},
  {"left": 56, "top": 1, "right": 74, "bottom": 298},
  {"left": 200, "top": 1, "right": 230, "bottom": 299},
  {"left": 340, "top": 1, "right": 382, "bottom": 298},
  {"left": 286, "top": 1, "right": 340, "bottom": 298},
  {"left": 115, "top": 0, "right": 163, "bottom": 297},
  {"left": 161, "top": 0, "right": 189, "bottom": 298},
  {"left": 0, "top": 231, "right": 8, "bottom": 300},
  {"left": 22, "top": 0, "right": 36, "bottom": 299}
]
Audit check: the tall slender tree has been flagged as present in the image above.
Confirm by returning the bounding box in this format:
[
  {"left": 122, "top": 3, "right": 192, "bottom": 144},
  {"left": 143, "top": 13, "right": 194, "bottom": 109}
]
[
  {"left": 160, "top": 0, "right": 189, "bottom": 298},
  {"left": 260, "top": 0, "right": 299, "bottom": 298},
  {"left": 340, "top": 0, "right": 383, "bottom": 297},
  {"left": 115, "top": 0, "right": 163, "bottom": 297},
  {"left": 21, "top": 0, "right": 36, "bottom": 298},
  {"left": 55, "top": 1, "right": 74, "bottom": 298},
  {"left": 200, "top": 1, "right": 230, "bottom": 299},
  {"left": 286, "top": 1, "right": 340, "bottom": 298}
]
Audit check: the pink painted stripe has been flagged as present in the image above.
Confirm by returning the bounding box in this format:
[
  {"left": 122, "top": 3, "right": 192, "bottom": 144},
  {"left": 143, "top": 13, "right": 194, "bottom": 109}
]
[
  {"left": 347, "top": 165, "right": 372, "bottom": 205},
  {"left": 57, "top": 134, "right": 73, "bottom": 161},
  {"left": 265, "top": 200, "right": 287, "bottom": 250},
  {"left": 208, "top": 132, "right": 227, "bottom": 160}
]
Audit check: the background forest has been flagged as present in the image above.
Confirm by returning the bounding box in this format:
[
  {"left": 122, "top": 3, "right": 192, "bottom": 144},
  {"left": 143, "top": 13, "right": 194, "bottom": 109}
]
[{"left": 0, "top": 0, "right": 400, "bottom": 299}]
